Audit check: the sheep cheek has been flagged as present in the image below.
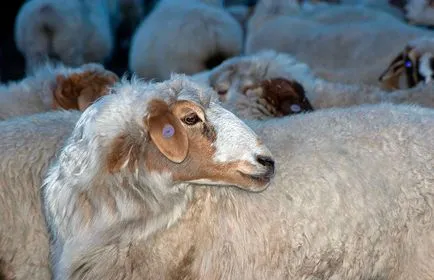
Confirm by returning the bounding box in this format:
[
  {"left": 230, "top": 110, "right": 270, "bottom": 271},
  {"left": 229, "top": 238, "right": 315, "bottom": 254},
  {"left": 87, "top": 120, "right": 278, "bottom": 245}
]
[{"left": 143, "top": 126, "right": 268, "bottom": 191}]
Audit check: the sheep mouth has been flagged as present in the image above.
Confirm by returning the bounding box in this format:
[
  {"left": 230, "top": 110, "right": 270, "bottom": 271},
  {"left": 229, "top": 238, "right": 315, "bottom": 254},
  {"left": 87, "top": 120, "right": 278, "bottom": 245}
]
[{"left": 238, "top": 170, "right": 274, "bottom": 184}]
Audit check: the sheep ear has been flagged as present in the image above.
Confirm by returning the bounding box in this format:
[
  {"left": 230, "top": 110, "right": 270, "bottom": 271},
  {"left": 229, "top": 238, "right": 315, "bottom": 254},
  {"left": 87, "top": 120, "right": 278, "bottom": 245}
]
[
  {"left": 378, "top": 51, "right": 406, "bottom": 89},
  {"left": 146, "top": 100, "right": 189, "bottom": 163},
  {"left": 53, "top": 75, "right": 79, "bottom": 110},
  {"left": 53, "top": 70, "right": 118, "bottom": 111},
  {"left": 77, "top": 88, "right": 98, "bottom": 111}
]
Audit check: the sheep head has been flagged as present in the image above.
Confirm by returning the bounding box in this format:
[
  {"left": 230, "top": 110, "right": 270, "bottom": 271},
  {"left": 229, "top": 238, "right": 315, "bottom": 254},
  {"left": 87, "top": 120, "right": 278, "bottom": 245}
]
[
  {"left": 61, "top": 76, "right": 275, "bottom": 193},
  {"left": 52, "top": 65, "right": 119, "bottom": 111},
  {"left": 379, "top": 38, "right": 434, "bottom": 90},
  {"left": 204, "top": 53, "right": 314, "bottom": 120}
]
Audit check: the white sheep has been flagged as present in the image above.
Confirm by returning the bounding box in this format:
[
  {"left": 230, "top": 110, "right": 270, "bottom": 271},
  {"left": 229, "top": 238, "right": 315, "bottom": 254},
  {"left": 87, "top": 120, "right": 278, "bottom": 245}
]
[
  {"left": 42, "top": 79, "right": 434, "bottom": 279},
  {"left": 128, "top": 0, "right": 243, "bottom": 81},
  {"left": 192, "top": 51, "right": 434, "bottom": 119},
  {"left": 0, "top": 73, "right": 273, "bottom": 279},
  {"left": 0, "top": 110, "right": 81, "bottom": 280},
  {"left": 0, "top": 61, "right": 116, "bottom": 276},
  {"left": 14, "top": 0, "right": 120, "bottom": 74},
  {"left": 41, "top": 75, "right": 274, "bottom": 279},
  {"left": 0, "top": 62, "right": 118, "bottom": 120},
  {"left": 245, "top": 1, "right": 434, "bottom": 87}
]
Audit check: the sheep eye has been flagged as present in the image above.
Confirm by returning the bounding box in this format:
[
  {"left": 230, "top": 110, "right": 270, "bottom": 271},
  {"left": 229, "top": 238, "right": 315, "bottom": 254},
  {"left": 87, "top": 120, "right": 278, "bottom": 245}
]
[
  {"left": 217, "top": 90, "right": 227, "bottom": 96},
  {"left": 404, "top": 60, "right": 413, "bottom": 68},
  {"left": 182, "top": 113, "right": 201, "bottom": 125}
]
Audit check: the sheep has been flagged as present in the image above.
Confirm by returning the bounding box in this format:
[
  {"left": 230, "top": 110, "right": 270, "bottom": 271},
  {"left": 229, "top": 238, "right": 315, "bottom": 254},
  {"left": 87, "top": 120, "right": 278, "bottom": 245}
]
[
  {"left": 192, "top": 50, "right": 434, "bottom": 119},
  {"left": 128, "top": 0, "right": 244, "bottom": 81},
  {"left": 0, "top": 62, "right": 118, "bottom": 120},
  {"left": 0, "top": 60, "right": 116, "bottom": 277},
  {"left": 0, "top": 67, "right": 304, "bottom": 280},
  {"left": 41, "top": 75, "right": 275, "bottom": 279},
  {"left": 14, "top": 0, "right": 120, "bottom": 74},
  {"left": 43, "top": 86, "right": 434, "bottom": 279},
  {"left": 0, "top": 110, "right": 82, "bottom": 280},
  {"left": 0, "top": 61, "right": 116, "bottom": 277},
  {"left": 245, "top": 1, "right": 434, "bottom": 87}
]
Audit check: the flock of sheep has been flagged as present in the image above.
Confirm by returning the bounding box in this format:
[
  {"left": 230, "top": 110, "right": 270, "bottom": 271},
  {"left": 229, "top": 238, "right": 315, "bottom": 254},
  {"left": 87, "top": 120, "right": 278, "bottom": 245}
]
[{"left": 0, "top": 0, "right": 434, "bottom": 279}]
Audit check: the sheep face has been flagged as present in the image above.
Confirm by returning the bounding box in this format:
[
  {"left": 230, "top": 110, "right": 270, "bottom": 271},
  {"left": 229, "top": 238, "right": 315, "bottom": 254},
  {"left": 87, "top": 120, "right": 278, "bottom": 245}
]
[
  {"left": 101, "top": 78, "right": 275, "bottom": 192},
  {"left": 207, "top": 61, "right": 314, "bottom": 120},
  {"left": 379, "top": 45, "right": 433, "bottom": 89}
]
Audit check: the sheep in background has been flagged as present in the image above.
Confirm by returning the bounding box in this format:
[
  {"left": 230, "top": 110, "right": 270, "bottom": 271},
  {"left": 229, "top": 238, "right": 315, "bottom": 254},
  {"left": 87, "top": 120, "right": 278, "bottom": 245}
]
[
  {"left": 379, "top": 36, "right": 434, "bottom": 89},
  {"left": 339, "top": 0, "right": 406, "bottom": 19},
  {"left": 41, "top": 75, "right": 274, "bottom": 279},
  {"left": 245, "top": 1, "right": 434, "bottom": 87},
  {"left": 0, "top": 110, "right": 81, "bottom": 280},
  {"left": 0, "top": 62, "right": 118, "bottom": 120},
  {"left": 14, "top": 0, "right": 120, "bottom": 74},
  {"left": 192, "top": 51, "right": 434, "bottom": 119},
  {"left": 129, "top": 0, "right": 243, "bottom": 81},
  {"left": 43, "top": 80, "right": 434, "bottom": 279},
  {"left": 0, "top": 61, "right": 115, "bottom": 277},
  {"left": 405, "top": 0, "right": 434, "bottom": 27}
]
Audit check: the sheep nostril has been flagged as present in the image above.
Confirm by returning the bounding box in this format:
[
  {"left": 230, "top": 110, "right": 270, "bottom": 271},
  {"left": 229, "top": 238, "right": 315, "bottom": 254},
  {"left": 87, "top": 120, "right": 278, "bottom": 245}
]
[{"left": 256, "top": 155, "right": 275, "bottom": 174}]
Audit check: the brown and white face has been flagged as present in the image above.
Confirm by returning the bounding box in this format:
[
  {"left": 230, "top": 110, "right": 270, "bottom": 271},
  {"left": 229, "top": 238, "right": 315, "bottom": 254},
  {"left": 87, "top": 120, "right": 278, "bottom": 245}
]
[
  {"left": 208, "top": 63, "right": 314, "bottom": 120},
  {"left": 379, "top": 45, "right": 434, "bottom": 90},
  {"left": 107, "top": 96, "right": 275, "bottom": 192}
]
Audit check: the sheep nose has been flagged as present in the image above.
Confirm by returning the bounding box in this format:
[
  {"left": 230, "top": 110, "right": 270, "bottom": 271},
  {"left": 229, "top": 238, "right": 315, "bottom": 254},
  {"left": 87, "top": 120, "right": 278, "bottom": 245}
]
[{"left": 256, "top": 155, "right": 275, "bottom": 176}]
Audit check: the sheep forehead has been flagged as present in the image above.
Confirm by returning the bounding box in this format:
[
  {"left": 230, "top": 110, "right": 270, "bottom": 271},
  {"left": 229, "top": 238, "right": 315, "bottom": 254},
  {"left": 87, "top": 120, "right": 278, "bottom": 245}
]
[
  {"left": 78, "top": 77, "right": 218, "bottom": 138},
  {"left": 206, "top": 106, "right": 262, "bottom": 163},
  {"left": 214, "top": 51, "right": 289, "bottom": 87},
  {"left": 167, "top": 74, "right": 217, "bottom": 105}
]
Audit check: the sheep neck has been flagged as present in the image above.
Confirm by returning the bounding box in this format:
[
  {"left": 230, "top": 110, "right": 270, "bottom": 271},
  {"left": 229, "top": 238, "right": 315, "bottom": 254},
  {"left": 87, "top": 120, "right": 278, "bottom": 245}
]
[{"left": 52, "top": 167, "right": 193, "bottom": 248}]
